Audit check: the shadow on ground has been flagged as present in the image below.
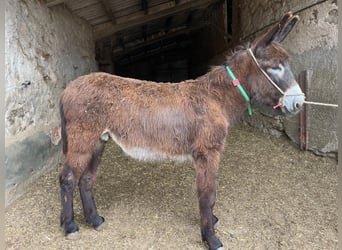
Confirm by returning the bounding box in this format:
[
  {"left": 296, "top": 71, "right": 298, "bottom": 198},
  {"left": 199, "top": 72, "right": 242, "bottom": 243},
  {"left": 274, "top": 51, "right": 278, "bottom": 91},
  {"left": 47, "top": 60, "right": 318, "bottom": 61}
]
[{"left": 5, "top": 125, "right": 337, "bottom": 249}]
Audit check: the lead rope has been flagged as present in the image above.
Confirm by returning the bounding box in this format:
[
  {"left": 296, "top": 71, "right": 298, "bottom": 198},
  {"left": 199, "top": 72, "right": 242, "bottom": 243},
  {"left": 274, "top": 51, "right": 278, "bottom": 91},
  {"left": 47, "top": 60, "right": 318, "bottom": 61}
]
[
  {"left": 247, "top": 48, "right": 338, "bottom": 108},
  {"left": 302, "top": 101, "right": 338, "bottom": 108}
]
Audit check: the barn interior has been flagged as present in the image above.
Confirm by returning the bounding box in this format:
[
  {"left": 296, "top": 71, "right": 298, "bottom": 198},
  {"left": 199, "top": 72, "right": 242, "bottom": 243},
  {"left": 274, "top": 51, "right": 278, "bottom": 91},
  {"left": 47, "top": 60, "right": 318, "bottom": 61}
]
[
  {"left": 46, "top": 0, "right": 232, "bottom": 81},
  {"left": 4, "top": 0, "right": 338, "bottom": 248},
  {"left": 5, "top": 0, "right": 337, "bottom": 210}
]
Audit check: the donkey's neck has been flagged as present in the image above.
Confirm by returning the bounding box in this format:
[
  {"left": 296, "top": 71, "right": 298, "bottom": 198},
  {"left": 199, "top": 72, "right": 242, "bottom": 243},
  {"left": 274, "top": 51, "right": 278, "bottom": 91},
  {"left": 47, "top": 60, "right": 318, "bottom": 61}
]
[
  {"left": 226, "top": 49, "right": 255, "bottom": 91},
  {"left": 204, "top": 49, "right": 254, "bottom": 91},
  {"left": 197, "top": 49, "right": 256, "bottom": 124}
]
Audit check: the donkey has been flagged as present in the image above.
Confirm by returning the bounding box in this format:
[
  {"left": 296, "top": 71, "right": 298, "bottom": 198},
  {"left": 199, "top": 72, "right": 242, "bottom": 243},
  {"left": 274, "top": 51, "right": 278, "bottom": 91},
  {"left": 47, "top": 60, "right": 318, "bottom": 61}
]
[{"left": 59, "top": 12, "right": 304, "bottom": 250}]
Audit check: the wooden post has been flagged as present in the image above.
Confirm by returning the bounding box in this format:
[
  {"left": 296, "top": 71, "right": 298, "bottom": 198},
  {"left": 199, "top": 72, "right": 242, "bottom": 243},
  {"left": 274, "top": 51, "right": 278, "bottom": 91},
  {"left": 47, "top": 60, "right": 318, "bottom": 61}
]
[{"left": 299, "top": 70, "right": 309, "bottom": 151}]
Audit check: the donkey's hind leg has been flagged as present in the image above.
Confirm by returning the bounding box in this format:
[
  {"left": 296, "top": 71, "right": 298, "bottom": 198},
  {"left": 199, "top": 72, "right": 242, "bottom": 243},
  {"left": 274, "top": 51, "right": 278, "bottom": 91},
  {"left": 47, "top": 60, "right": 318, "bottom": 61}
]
[
  {"left": 60, "top": 137, "right": 97, "bottom": 238},
  {"left": 79, "top": 141, "right": 106, "bottom": 230},
  {"left": 60, "top": 163, "right": 79, "bottom": 238}
]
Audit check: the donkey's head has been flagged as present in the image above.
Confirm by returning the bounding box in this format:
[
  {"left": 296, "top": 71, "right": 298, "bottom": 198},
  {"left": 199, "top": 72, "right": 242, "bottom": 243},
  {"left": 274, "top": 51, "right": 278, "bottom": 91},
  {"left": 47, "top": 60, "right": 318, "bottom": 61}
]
[{"left": 249, "top": 12, "right": 304, "bottom": 114}]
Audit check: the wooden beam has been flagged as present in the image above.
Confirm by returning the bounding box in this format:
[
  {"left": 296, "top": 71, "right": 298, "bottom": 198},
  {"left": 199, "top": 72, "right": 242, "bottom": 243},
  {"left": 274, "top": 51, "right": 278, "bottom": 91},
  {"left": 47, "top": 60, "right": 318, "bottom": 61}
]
[
  {"left": 165, "top": 16, "right": 173, "bottom": 34},
  {"left": 45, "top": 0, "right": 65, "bottom": 7},
  {"left": 94, "top": 0, "right": 219, "bottom": 40},
  {"left": 118, "top": 42, "right": 190, "bottom": 66},
  {"left": 141, "top": 0, "right": 149, "bottom": 15},
  {"left": 99, "top": 0, "right": 116, "bottom": 25},
  {"left": 112, "top": 23, "right": 207, "bottom": 58}
]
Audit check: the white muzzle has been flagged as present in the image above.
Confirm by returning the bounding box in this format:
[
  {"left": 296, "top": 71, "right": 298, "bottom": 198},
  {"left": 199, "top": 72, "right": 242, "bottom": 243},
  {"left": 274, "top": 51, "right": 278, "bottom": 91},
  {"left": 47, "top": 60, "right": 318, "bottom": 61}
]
[{"left": 279, "top": 85, "right": 305, "bottom": 114}]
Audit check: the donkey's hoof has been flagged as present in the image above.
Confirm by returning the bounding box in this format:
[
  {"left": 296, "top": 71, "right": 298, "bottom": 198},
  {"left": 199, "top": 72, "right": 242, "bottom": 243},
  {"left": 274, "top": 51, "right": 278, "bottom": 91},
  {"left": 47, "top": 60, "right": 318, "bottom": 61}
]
[
  {"left": 205, "top": 236, "right": 223, "bottom": 250},
  {"left": 65, "top": 231, "right": 80, "bottom": 240},
  {"left": 209, "top": 244, "right": 224, "bottom": 250},
  {"left": 208, "top": 245, "right": 223, "bottom": 250},
  {"left": 94, "top": 220, "right": 105, "bottom": 231},
  {"left": 94, "top": 216, "right": 105, "bottom": 231},
  {"left": 86, "top": 215, "right": 105, "bottom": 230},
  {"left": 62, "top": 222, "right": 79, "bottom": 239}
]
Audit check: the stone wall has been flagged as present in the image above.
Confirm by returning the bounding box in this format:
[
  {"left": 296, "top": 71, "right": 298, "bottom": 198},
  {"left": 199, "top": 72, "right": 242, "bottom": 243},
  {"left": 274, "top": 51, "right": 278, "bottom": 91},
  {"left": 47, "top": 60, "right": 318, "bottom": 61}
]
[
  {"left": 5, "top": 0, "right": 97, "bottom": 206},
  {"left": 235, "top": 0, "right": 338, "bottom": 157}
]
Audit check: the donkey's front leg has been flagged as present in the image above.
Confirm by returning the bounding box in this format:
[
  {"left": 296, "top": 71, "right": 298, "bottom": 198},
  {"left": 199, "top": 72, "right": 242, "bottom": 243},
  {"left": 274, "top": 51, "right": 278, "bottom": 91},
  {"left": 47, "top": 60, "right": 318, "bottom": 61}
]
[
  {"left": 60, "top": 164, "right": 79, "bottom": 238},
  {"left": 194, "top": 151, "right": 223, "bottom": 250}
]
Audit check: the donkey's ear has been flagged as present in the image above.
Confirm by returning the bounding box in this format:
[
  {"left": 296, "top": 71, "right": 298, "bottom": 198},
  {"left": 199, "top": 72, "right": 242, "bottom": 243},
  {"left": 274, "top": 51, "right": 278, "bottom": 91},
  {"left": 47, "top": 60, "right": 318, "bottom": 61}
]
[
  {"left": 251, "top": 12, "right": 297, "bottom": 50},
  {"left": 273, "top": 14, "right": 299, "bottom": 43}
]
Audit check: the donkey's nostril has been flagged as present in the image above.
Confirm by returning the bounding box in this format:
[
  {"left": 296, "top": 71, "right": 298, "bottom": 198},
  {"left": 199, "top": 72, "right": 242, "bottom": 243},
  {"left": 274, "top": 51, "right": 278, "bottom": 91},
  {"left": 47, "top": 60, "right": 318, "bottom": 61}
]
[{"left": 282, "top": 85, "right": 305, "bottom": 113}]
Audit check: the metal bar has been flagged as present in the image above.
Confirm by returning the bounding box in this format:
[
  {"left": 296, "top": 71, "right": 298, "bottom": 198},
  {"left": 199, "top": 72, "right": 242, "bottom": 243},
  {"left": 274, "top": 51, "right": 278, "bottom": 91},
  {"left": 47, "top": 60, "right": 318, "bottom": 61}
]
[{"left": 299, "top": 70, "right": 309, "bottom": 151}]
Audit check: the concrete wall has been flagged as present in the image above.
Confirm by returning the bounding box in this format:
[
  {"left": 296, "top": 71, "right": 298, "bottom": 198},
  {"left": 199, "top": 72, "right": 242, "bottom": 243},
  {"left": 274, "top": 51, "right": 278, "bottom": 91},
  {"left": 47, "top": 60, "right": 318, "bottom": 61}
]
[
  {"left": 235, "top": 0, "right": 338, "bottom": 157},
  {"left": 5, "top": 0, "right": 97, "bottom": 206}
]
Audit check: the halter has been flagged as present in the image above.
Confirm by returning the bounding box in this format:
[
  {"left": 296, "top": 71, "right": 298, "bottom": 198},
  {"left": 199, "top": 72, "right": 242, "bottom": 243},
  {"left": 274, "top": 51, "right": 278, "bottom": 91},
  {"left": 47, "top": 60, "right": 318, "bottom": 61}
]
[
  {"left": 225, "top": 48, "right": 306, "bottom": 115},
  {"left": 247, "top": 48, "right": 305, "bottom": 109},
  {"left": 225, "top": 66, "right": 253, "bottom": 116}
]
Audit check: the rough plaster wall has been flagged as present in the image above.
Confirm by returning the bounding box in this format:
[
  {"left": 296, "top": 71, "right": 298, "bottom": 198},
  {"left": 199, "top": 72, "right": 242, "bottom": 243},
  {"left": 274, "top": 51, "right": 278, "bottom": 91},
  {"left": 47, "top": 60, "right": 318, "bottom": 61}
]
[
  {"left": 5, "top": 0, "right": 97, "bottom": 205},
  {"left": 237, "top": 0, "right": 338, "bottom": 156},
  {"left": 6, "top": 0, "right": 97, "bottom": 137}
]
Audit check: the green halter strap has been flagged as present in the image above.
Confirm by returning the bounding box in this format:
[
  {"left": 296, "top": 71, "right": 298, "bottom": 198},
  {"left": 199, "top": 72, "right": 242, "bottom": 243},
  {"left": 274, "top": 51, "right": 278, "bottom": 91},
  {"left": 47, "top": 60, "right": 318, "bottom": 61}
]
[{"left": 225, "top": 66, "right": 252, "bottom": 116}]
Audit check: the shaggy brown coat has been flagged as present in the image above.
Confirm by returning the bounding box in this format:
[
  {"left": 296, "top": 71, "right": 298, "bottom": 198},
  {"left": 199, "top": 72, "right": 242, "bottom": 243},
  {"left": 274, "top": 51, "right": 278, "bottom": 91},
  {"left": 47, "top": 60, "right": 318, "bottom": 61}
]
[{"left": 59, "top": 12, "right": 300, "bottom": 250}]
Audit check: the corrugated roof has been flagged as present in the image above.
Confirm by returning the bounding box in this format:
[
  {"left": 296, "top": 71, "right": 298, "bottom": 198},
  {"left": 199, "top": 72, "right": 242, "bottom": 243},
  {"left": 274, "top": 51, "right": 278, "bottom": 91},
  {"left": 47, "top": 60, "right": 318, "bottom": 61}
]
[
  {"left": 46, "top": 0, "right": 223, "bottom": 65},
  {"left": 46, "top": 0, "right": 219, "bottom": 37}
]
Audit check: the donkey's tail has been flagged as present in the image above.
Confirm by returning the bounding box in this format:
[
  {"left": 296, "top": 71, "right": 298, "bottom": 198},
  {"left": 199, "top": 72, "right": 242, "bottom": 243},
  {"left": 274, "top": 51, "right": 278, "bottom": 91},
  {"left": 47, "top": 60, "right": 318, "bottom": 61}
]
[{"left": 59, "top": 97, "right": 68, "bottom": 155}]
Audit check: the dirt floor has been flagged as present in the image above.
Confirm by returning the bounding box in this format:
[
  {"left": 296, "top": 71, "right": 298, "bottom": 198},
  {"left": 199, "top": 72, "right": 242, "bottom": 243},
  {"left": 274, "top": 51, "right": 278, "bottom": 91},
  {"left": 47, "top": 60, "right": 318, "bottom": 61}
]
[{"left": 5, "top": 124, "right": 337, "bottom": 250}]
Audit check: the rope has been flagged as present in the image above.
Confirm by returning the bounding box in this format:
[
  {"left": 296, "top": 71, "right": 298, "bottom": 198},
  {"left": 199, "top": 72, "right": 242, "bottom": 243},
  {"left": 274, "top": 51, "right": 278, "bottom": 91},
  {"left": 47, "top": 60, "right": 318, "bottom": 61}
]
[
  {"left": 247, "top": 49, "right": 286, "bottom": 95},
  {"left": 304, "top": 101, "right": 338, "bottom": 108}
]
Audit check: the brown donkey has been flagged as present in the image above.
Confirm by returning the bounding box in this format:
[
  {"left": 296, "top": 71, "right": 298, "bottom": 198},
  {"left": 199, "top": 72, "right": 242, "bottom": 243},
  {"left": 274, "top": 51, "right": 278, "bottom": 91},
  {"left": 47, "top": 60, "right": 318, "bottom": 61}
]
[{"left": 59, "top": 12, "right": 304, "bottom": 250}]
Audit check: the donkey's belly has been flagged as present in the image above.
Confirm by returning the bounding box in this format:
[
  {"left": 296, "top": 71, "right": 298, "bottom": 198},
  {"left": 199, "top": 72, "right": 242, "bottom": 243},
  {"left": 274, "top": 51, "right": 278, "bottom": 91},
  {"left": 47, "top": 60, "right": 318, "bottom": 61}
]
[
  {"left": 105, "top": 131, "right": 192, "bottom": 162},
  {"left": 117, "top": 145, "right": 192, "bottom": 162}
]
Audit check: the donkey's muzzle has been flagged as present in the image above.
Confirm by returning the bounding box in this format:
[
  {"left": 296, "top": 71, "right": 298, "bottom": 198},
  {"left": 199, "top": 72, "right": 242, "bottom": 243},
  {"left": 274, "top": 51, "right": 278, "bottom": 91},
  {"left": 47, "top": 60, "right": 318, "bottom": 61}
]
[{"left": 280, "top": 84, "right": 305, "bottom": 114}]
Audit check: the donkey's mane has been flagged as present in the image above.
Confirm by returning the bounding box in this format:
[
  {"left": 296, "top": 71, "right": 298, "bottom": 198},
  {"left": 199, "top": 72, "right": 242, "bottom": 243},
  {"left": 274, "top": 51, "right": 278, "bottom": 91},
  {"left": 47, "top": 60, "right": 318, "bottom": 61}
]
[
  {"left": 197, "top": 43, "right": 250, "bottom": 92},
  {"left": 226, "top": 43, "right": 250, "bottom": 65}
]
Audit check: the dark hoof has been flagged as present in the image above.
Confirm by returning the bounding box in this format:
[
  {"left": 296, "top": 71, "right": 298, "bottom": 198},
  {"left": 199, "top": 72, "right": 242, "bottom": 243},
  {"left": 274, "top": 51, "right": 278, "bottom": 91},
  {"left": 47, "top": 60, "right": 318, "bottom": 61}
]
[
  {"left": 211, "top": 247, "right": 224, "bottom": 250},
  {"left": 203, "top": 234, "right": 223, "bottom": 250},
  {"left": 62, "top": 222, "right": 79, "bottom": 239},
  {"left": 66, "top": 231, "right": 80, "bottom": 240},
  {"left": 86, "top": 215, "right": 105, "bottom": 230},
  {"left": 94, "top": 217, "right": 105, "bottom": 231},
  {"left": 208, "top": 240, "right": 223, "bottom": 250}
]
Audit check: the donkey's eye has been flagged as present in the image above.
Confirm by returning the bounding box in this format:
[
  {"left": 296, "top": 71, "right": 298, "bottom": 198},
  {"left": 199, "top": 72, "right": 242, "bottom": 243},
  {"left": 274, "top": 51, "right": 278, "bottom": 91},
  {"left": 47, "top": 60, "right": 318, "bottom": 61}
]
[{"left": 267, "top": 64, "right": 285, "bottom": 78}]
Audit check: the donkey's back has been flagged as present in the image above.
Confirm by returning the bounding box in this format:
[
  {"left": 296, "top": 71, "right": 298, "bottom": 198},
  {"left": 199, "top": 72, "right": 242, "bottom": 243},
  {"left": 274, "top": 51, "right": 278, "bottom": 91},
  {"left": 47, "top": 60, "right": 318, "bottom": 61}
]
[{"left": 61, "top": 72, "right": 226, "bottom": 162}]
